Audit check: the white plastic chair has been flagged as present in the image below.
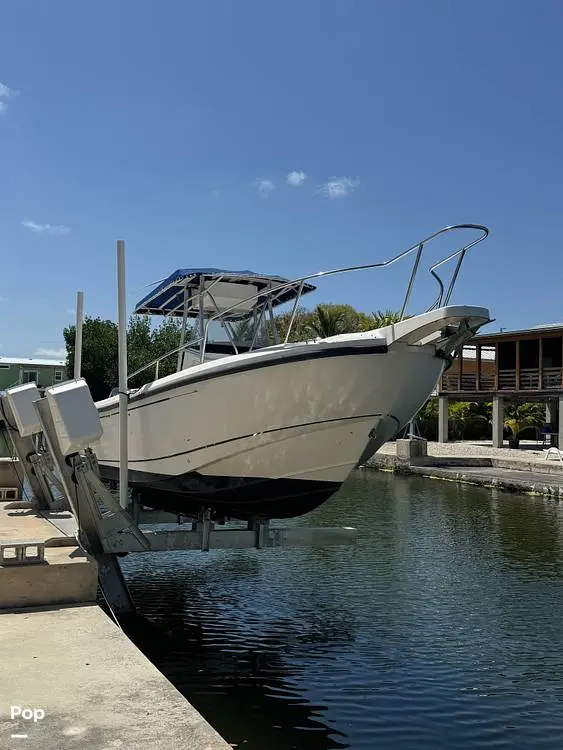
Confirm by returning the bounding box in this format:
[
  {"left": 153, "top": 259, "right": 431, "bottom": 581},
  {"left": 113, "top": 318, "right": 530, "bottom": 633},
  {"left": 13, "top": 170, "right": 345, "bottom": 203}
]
[{"left": 544, "top": 447, "right": 563, "bottom": 463}]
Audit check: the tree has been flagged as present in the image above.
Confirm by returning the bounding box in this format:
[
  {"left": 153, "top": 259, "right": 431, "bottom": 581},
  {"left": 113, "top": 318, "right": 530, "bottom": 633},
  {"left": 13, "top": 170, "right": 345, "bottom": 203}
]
[
  {"left": 415, "top": 399, "right": 492, "bottom": 441},
  {"left": 127, "top": 316, "right": 153, "bottom": 389},
  {"left": 370, "top": 309, "right": 403, "bottom": 328},
  {"left": 448, "top": 401, "right": 491, "bottom": 441},
  {"left": 307, "top": 305, "right": 347, "bottom": 338},
  {"left": 416, "top": 398, "right": 439, "bottom": 440},
  {"left": 504, "top": 402, "right": 545, "bottom": 447},
  {"left": 64, "top": 314, "right": 185, "bottom": 400},
  {"left": 63, "top": 317, "right": 118, "bottom": 401},
  {"left": 320, "top": 304, "right": 373, "bottom": 334},
  {"left": 271, "top": 303, "right": 373, "bottom": 342},
  {"left": 150, "top": 317, "right": 185, "bottom": 379},
  {"left": 270, "top": 306, "right": 312, "bottom": 343},
  {"left": 230, "top": 317, "right": 256, "bottom": 345}
]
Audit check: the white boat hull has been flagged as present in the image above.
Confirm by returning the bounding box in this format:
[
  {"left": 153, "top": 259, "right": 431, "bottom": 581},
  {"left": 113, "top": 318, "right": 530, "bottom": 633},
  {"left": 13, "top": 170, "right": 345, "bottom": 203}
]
[{"left": 95, "top": 306, "right": 490, "bottom": 519}]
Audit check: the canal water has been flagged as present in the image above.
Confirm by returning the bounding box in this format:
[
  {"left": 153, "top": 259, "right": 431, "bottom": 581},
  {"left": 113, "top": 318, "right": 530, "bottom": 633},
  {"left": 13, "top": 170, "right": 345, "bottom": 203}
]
[{"left": 121, "top": 469, "right": 563, "bottom": 749}]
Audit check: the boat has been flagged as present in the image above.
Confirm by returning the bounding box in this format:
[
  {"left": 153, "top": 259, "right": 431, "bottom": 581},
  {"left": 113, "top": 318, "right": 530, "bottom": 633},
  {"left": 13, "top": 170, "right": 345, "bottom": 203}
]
[{"left": 94, "top": 224, "right": 491, "bottom": 521}]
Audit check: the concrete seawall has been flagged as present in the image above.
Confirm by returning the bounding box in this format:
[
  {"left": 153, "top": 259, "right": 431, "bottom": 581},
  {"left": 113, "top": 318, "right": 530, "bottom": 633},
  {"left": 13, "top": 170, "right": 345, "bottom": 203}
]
[
  {"left": 0, "top": 500, "right": 232, "bottom": 749},
  {"left": 365, "top": 441, "right": 563, "bottom": 498},
  {"left": 0, "top": 605, "right": 232, "bottom": 749}
]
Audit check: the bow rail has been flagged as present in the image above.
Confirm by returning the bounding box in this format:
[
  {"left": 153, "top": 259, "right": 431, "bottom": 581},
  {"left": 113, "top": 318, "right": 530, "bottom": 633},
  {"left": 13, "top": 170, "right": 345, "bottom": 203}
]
[{"left": 127, "top": 223, "right": 489, "bottom": 383}]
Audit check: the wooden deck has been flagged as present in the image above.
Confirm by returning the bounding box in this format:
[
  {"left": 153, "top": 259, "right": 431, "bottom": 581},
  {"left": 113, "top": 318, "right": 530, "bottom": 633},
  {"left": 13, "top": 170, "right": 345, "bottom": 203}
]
[
  {"left": 439, "top": 325, "right": 563, "bottom": 397},
  {"left": 442, "top": 367, "right": 563, "bottom": 395}
]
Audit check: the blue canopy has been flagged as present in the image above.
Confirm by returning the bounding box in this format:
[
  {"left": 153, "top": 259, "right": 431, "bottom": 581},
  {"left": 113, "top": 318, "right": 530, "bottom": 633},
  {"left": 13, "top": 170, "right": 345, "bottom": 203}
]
[{"left": 134, "top": 268, "right": 316, "bottom": 319}]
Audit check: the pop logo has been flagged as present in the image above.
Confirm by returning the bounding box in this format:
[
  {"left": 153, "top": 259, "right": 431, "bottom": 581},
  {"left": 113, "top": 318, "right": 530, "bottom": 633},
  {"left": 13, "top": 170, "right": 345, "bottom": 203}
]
[{"left": 11, "top": 706, "right": 45, "bottom": 722}]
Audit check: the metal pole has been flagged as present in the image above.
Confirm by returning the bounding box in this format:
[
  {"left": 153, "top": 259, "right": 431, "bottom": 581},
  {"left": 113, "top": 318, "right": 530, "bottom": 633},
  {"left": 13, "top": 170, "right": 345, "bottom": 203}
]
[
  {"left": 117, "top": 240, "right": 129, "bottom": 510},
  {"left": 74, "top": 291, "right": 84, "bottom": 379},
  {"left": 198, "top": 276, "right": 205, "bottom": 363},
  {"left": 177, "top": 285, "right": 189, "bottom": 372},
  {"left": 268, "top": 298, "right": 279, "bottom": 345},
  {"left": 399, "top": 243, "right": 423, "bottom": 321},
  {"left": 284, "top": 280, "right": 305, "bottom": 344}
]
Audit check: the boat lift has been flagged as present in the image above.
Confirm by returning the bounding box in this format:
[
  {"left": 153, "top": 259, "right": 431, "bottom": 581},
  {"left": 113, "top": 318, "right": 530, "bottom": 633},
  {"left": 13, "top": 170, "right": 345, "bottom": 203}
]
[
  {"left": 0, "top": 241, "right": 357, "bottom": 616},
  {"left": 0, "top": 240, "right": 357, "bottom": 616}
]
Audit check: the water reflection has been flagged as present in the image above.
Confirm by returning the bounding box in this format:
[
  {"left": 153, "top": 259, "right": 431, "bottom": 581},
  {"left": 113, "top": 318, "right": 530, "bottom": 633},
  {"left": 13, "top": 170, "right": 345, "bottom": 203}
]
[
  {"left": 122, "top": 470, "right": 563, "bottom": 750},
  {"left": 494, "top": 495, "right": 563, "bottom": 576},
  {"left": 123, "top": 555, "right": 354, "bottom": 749}
]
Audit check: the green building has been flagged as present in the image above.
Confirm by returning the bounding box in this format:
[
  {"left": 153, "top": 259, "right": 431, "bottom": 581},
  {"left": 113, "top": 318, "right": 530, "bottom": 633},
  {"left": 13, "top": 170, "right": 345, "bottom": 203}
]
[{"left": 0, "top": 356, "right": 67, "bottom": 391}]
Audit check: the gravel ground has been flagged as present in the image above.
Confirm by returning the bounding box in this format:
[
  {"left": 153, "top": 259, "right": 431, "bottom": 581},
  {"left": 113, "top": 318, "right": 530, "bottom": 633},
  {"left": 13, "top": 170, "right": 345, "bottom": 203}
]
[{"left": 377, "top": 440, "right": 563, "bottom": 466}]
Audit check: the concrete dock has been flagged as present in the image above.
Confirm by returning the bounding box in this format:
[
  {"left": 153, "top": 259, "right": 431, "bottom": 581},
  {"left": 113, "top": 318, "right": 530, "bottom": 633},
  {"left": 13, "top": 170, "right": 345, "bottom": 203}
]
[
  {"left": 366, "top": 440, "right": 563, "bottom": 497},
  {"left": 0, "top": 605, "right": 230, "bottom": 749},
  {"left": 0, "top": 500, "right": 231, "bottom": 749}
]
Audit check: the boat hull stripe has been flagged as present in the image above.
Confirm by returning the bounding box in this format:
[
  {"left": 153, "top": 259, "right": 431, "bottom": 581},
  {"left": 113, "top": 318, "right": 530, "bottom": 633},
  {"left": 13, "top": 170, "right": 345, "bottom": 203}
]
[
  {"left": 97, "top": 343, "right": 388, "bottom": 414},
  {"left": 99, "top": 412, "right": 383, "bottom": 465}
]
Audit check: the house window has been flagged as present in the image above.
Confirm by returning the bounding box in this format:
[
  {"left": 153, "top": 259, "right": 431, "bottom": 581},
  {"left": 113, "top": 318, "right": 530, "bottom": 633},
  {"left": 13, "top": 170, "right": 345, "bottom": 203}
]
[
  {"left": 0, "top": 364, "right": 9, "bottom": 369},
  {"left": 54, "top": 371, "right": 63, "bottom": 382},
  {"left": 22, "top": 370, "right": 39, "bottom": 384}
]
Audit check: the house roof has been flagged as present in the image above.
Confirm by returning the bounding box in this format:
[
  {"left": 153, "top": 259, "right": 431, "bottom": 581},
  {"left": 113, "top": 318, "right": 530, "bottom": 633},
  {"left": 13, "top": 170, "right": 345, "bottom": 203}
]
[
  {"left": 474, "top": 323, "right": 563, "bottom": 341},
  {"left": 0, "top": 357, "right": 66, "bottom": 367}
]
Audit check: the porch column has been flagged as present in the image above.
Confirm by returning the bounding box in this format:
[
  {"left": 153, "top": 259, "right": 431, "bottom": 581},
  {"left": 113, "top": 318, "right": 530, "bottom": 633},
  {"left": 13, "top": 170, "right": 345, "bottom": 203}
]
[
  {"left": 438, "top": 396, "right": 449, "bottom": 443},
  {"left": 546, "top": 399, "right": 558, "bottom": 427},
  {"left": 492, "top": 395, "right": 504, "bottom": 448},
  {"left": 559, "top": 396, "right": 563, "bottom": 449},
  {"left": 515, "top": 340, "right": 520, "bottom": 391}
]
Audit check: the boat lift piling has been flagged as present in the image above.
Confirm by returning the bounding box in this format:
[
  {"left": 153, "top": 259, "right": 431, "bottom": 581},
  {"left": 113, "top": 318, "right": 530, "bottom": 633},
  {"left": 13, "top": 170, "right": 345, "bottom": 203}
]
[
  {"left": 74, "top": 290, "right": 84, "bottom": 379},
  {"left": 117, "top": 240, "right": 129, "bottom": 510}
]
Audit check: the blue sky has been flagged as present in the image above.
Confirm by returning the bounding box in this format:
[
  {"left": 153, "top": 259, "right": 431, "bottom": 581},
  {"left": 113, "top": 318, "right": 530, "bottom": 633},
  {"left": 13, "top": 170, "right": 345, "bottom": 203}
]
[{"left": 1, "top": 0, "right": 562, "bottom": 358}]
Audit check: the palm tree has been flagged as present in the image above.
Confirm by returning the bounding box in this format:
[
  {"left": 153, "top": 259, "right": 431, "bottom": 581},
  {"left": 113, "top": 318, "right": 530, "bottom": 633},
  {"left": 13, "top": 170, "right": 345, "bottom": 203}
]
[
  {"left": 307, "top": 305, "right": 347, "bottom": 338},
  {"left": 370, "top": 309, "right": 403, "bottom": 328},
  {"left": 504, "top": 402, "right": 545, "bottom": 448}
]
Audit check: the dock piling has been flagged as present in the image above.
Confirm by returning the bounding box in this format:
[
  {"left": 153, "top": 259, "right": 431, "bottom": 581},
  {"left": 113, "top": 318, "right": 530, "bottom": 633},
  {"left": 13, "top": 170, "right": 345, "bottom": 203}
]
[
  {"left": 117, "top": 240, "right": 129, "bottom": 511},
  {"left": 74, "top": 290, "right": 84, "bottom": 380}
]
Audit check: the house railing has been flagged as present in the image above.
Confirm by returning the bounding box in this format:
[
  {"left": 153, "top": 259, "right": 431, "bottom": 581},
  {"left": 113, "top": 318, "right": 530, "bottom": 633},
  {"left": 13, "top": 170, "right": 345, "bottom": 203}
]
[{"left": 441, "top": 367, "right": 563, "bottom": 392}]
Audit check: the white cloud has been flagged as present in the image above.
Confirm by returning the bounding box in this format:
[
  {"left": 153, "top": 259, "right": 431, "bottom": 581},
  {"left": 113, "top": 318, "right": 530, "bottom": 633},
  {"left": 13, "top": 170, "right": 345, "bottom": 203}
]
[
  {"left": 286, "top": 170, "right": 306, "bottom": 186},
  {"left": 254, "top": 179, "right": 275, "bottom": 198},
  {"left": 22, "top": 218, "right": 71, "bottom": 235},
  {"left": 0, "top": 82, "right": 15, "bottom": 114},
  {"left": 316, "top": 177, "right": 359, "bottom": 199},
  {"left": 34, "top": 347, "right": 66, "bottom": 359}
]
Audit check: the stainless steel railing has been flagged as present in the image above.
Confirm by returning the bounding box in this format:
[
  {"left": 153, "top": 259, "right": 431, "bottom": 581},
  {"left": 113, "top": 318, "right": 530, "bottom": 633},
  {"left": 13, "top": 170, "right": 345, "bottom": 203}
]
[{"left": 127, "top": 223, "right": 489, "bottom": 383}]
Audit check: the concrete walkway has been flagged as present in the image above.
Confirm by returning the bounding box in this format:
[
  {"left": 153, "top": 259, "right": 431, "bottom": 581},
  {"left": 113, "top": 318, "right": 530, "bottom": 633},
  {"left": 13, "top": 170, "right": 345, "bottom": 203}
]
[
  {"left": 0, "top": 604, "right": 231, "bottom": 749},
  {"left": 376, "top": 440, "right": 563, "bottom": 467},
  {"left": 0, "top": 503, "right": 231, "bottom": 749},
  {"left": 367, "top": 440, "right": 563, "bottom": 497}
]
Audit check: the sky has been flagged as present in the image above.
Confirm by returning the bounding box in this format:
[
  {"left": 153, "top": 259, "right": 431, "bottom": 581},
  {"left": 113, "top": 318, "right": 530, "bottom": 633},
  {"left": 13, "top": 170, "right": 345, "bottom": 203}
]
[{"left": 1, "top": 0, "right": 563, "bottom": 358}]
